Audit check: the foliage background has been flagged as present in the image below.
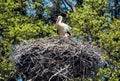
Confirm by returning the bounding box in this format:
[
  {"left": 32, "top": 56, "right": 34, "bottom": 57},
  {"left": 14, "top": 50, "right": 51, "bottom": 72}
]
[{"left": 0, "top": 0, "right": 120, "bottom": 80}]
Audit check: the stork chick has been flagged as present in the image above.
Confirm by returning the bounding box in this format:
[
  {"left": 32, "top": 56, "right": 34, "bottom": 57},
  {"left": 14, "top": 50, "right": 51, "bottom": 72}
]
[{"left": 56, "top": 16, "right": 71, "bottom": 38}]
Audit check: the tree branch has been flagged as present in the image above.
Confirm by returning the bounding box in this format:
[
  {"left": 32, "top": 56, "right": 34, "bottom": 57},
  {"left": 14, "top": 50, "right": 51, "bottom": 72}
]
[
  {"left": 64, "top": 0, "right": 76, "bottom": 12},
  {"left": 50, "top": 0, "right": 67, "bottom": 15}
]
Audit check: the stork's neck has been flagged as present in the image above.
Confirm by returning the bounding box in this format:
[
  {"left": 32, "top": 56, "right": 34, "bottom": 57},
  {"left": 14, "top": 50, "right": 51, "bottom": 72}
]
[{"left": 56, "top": 18, "right": 62, "bottom": 25}]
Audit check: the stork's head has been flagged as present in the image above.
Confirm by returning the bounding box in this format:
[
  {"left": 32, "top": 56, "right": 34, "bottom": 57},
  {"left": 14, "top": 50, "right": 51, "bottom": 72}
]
[
  {"left": 57, "top": 16, "right": 63, "bottom": 20},
  {"left": 56, "top": 16, "right": 63, "bottom": 24}
]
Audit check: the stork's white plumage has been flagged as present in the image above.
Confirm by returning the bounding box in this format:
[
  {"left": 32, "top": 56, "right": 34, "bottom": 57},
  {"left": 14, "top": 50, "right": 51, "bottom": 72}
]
[{"left": 56, "top": 16, "right": 71, "bottom": 38}]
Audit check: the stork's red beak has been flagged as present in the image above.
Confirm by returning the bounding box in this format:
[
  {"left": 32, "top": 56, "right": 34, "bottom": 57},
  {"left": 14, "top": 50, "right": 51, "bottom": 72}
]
[{"left": 56, "top": 19, "right": 59, "bottom": 24}]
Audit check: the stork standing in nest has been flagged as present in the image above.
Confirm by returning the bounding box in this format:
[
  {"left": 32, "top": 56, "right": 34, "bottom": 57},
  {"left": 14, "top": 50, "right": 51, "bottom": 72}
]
[{"left": 56, "top": 16, "right": 72, "bottom": 38}]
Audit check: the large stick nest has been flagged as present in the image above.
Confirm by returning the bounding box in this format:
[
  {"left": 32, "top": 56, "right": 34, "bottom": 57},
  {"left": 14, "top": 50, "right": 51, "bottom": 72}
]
[{"left": 13, "top": 37, "right": 103, "bottom": 81}]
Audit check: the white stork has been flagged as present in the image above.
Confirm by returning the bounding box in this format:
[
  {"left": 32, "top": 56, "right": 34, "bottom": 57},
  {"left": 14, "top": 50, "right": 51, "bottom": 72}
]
[{"left": 56, "top": 16, "right": 71, "bottom": 38}]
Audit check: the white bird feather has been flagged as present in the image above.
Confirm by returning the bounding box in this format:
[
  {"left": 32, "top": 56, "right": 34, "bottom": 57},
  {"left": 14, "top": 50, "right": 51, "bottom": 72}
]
[{"left": 56, "top": 16, "right": 71, "bottom": 38}]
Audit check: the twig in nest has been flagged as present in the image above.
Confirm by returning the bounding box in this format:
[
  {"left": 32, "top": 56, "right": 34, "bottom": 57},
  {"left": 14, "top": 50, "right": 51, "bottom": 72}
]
[{"left": 49, "top": 65, "right": 70, "bottom": 81}]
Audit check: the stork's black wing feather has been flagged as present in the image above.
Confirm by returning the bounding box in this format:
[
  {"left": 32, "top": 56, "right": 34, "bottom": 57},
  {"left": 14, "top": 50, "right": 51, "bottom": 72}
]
[{"left": 66, "top": 31, "right": 71, "bottom": 36}]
